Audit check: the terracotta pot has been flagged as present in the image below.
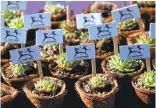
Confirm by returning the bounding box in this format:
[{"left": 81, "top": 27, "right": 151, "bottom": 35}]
[
  {"left": 0, "top": 83, "right": 18, "bottom": 108},
  {"left": 65, "top": 39, "right": 81, "bottom": 46},
  {"left": 1, "top": 63, "right": 39, "bottom": 89},
  {"left": 75, "top": 74, "right": 119, "bottom": 108},
  {"left": 23, "top": 77, "right": 66, "bottom": 108},
  {"left": 132, "top": 75, "right": 155, "bottom": 104}
]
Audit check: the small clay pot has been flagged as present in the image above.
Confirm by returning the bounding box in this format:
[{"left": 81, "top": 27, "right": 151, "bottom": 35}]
[
  {"left": 1, "top": 63, "right": 39, "bottom": 89},
  {"left": 0, "top": 83, "right": 18, "bottom": 108},
  {"left": 75, "top": 74, "right": 119, "bottom": 108},
  {"left": 23, "top": 77, "right": 66, "bottom": 108},
  {"left": 132, "top": 75, "right": 155, "bottom": 104}
]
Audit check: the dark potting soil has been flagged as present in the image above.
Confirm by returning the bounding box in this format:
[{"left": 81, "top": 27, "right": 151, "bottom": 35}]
[
  {"left": 49, "top": 61, "right": 88, "bottom": 78},
  {"left": 106, "top": 60, "right": 141, "bottom": 75},
  {"left": 3, "top": 65, "right": 37, "bottom": 79},
  {"left": 31, "top": 87, "right": 62, "bottom": 97}
]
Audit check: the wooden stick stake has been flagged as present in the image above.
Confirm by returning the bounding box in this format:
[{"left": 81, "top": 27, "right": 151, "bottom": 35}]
[
  {"left": 91, "top": 58, "right": 96, "bottom": 75},
  {"left": 113, "top": 36, "right": 118, "bottom": 55},
  {"left": 21, "top": 11, "right": 25, "bottom": 48},
  {"left": 37, "top": 60, "right": 43, "bottom": 79},
  {"left": 66, "top": 4, "right": 71, "bottom": 23},
  {"left": 59, "top": 44, "right": 63, "bottom": 54},
  {"left": 137, "top": 18, "right": 151, "bottom": 71}
]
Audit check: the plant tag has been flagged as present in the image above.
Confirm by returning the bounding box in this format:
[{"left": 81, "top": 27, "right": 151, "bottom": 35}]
[
  {"left": 1, "top": 1, "right": 27, "bottom": 10},
  {"left": 36, "top": 29, "right": 63, "bottom": 45},
  {"left": 46, "top": 1, "right": 71, "bottom": 4},
  {"left": 119, "top": 44, "right": 150, "bottom": 60},
  {"left": 1, "top": 28, "right": 27, "bottom": 44},
  {"left": 66, "top": 44, "right": 95, "bottom": 61},
  {"left": 88, "top": 21, "right": 118, "bottom": 40},
  {"left": 24, "top": 12, "right": 51, "bottom": 29},
  {"left": 149, "top": 23, "right": 156, "bottom": 38},
  {"left": 10, "top": 46, "right": 41, "bottom": 64},
  {"left": 0, "top": 14, "right": 4, "bottom": 27},
  {"left": 111, "top": 4, "right": 141, "bottom": 22},
  {"left": 76, "top": 13, "right": 103, "bottom": 29}
]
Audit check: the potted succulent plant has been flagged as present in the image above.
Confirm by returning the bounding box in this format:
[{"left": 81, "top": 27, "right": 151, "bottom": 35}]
[
  {"left": 23, "top": 77, "right": 66, "bottom": 108},
  {"left": 83, "top": 1, "right": 118, "bottom": 23},
  {"left": 127, "top": 32, "right": 155, "bottom": 58},
  {"left": 131, "top": 1, "right": 155, "bottom": 31},
  {"left": 1, "top": 62, "right": 38, "bottom": 89},
  {"left": 101, "top": 54, "right": 144, "bottom": 85},
  {"left": 132, "top": 70, "right": 156, "bottom": 104},
  {"left": 0, "top": 83, "right": 18, "bottom": 108},
  {"left": 75, "top": 74, "right": 118, "bottom": 108}
]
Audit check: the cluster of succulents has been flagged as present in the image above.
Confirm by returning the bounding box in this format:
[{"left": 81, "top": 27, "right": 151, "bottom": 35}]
[
  {"left": 44, "top": 4, "right": 64, "bottom": 14},
  {"left": 89, "top": 76, "right": 105, "bottom": 87},
  {"left": 96, "top": 38, "right": 111, "bottom": 49},
  {"left": 56, "top": 52, "right": 80, "bottom": 69},
  {"left": 136, "top": 34, "right": 155, "bottom": 46},
  {"left": 34, "top": 77, "right": 58, "bottom": 92},
  {"left": 41, "top": 44, "right": 59, "bottom": 58},
  {"left": 140, "top": 71, "right": 156, "bottom": 88},
  {"left": 108, "top": 54, "right": 138, "bottom": 73},
  {"left": 119, "top": 19, "right": 138, "bottom": 31},
  {"left": 8, "top": 17, "right": 24, "bottom": 28},
  {"left": 11, "top": 63, "right": 33, "bottom": 77},
  {"left": 137, "top": 1, "right": 155, "bottom": 7}
]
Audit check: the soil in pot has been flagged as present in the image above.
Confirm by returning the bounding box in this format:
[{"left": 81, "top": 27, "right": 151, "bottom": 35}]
[
  {"left": 0, "top": 83, "right": 18, "bottom": 108},
  {"left": 23, "top": 77, "right": 66, "bottom": 108},
  {"left": 1, "top": 62, "right": 38, "bottom": 89},
  {"left": 75, "top": 74, "right": 118, "bottom": 108}
]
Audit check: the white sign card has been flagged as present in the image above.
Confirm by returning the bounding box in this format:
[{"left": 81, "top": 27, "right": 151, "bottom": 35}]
[
  {"left": 76, "top": 13, "right": 103, "bottom": 29},
  {"left": 46, "top": 1, "right": 71, "bottom": 4},
  {"left": 23, "top": 12, "right": 51, "bottom": 29},
  {"left": 0, "top": 14, "right": 4, "bottom": 27},
  {"left": 119, "top": 44, "right": 150, "bottom": 60},
  {"left": 0, "top": 28, "right": 27, "bottom": 44},
  {"left": 1, "top": 1, "right": 27, "bottom": 10},
  {"left": 111, "top": 4, "right": 141, "bottom": 22},
  {"left": 149, "top": 23, "right": 156, "bottom": 38},
  {"left": 10, "top": 46, "right": 41, "bottom": 64},
  {"left": 66, "top": 44, "right": 95, "bottom": 61},
  {"left": 88, "top": 21, "right": 118, "bottom": 40},
  {"left": 36, "top": 29, "right": 63, "bottom": 45}
]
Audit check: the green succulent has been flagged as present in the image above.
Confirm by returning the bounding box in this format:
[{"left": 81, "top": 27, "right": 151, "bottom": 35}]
[
  {"left": 89, "top": 76, "right": 105, "bottom": 87},
  {"left": 60, "top": 20, "right": 81, "bottom": 39},
  {"left": 56, "top": 52, "right": 80, "bottom": 69},
  {"left": 108, "top": 54, "right": 137, "bottom": 73},
  {"left": 140, "top": 71, "right": 156, "bottom": 88},
  {"left": 120, "top": 19, "right": 138, "bottom": 31},
  {"left": 0, "top": 10, "right": 16, "bottom": 24},
  {"left": 79, "top": 30, "right": 89, "bottom": 39},
  {"left": 34, "top": 77, "right": 58, "bottom": 92},
  {"left": 44, "top": 4, "right": 64, "bottom": 14},
  {"left": 8, "top": 17, "right": 24, "bottom": 28},
  {"left": 96, "top": 38, "right": 109, "bottom": 49},
  {"left": 136, "top": 35, "right": 155, "bottom": 46},
  {"left": 0, "top": 89, "right": 5, "bottom": 97}
]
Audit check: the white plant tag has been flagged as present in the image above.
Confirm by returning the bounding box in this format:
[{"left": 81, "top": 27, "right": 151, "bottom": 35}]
[
  {"left": 88, "top": 21, "right": 118, "bottom": 40},
  {"left": 0, "top": 14, "right": 4, "bottom": 27},
  {"left": 36, "top": 29, "right": 63, "bottom": 45},
  {"left": 0, "top": 28, "right": 27, "bottom": 44},
  {"left": 149, "top": 23, "right": 156, "bottom": 38},
  {"left": 66, "top": 44, "right": 95, "bottom": 61},
  {"left": 10, "top": 46, "right": 41, "bottom": 64},
  {"left": 111, "top": 4, "right": 141, "bottom": 22},
  {"left": 76, "top": 13, "right": 103, "bottom": 29},
  {"left": 24, "top": 12, "right": 51, "bottom": 29},
  {"left": 119, "top": 44, "right": 150, "bottom": 60},
  {"left": 1, "top": 1, "right": 27, "bottom": 10}
]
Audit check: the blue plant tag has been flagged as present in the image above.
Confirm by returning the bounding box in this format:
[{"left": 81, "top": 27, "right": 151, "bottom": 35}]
[
  {"left": 0, "top": 14, "right": 4, "bottom": 27},
  {"left": 149, "top": 23, "right": 156, "bottom": 38}
]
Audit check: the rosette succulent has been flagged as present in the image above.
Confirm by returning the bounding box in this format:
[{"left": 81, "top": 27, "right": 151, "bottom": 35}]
[
  {"left": 8, "top": 17, "right": 24, "bottom": 28},
  {"left": 136, "top": 34, "right": 155, "bottom": 46},
  {"left": 119, "top": 19, "right": 138, "bottom": 31},
  {"left": 56, "top": 52, "right": 80, "bottom": 69},
  {"left": 34, "top": 77, "right": 57, "bottom": 92},
  {"left": 44, "top": 4, "right": 64, "bottom": 14},
  {"left": 89, "top": 76, "right": 105, "bottom": 87},
  {"left": 140, "top": 71, "right": 156, "bottom": 88},
  {"left": 108, "top": 54, "right": 138, "bottom": 73}
]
